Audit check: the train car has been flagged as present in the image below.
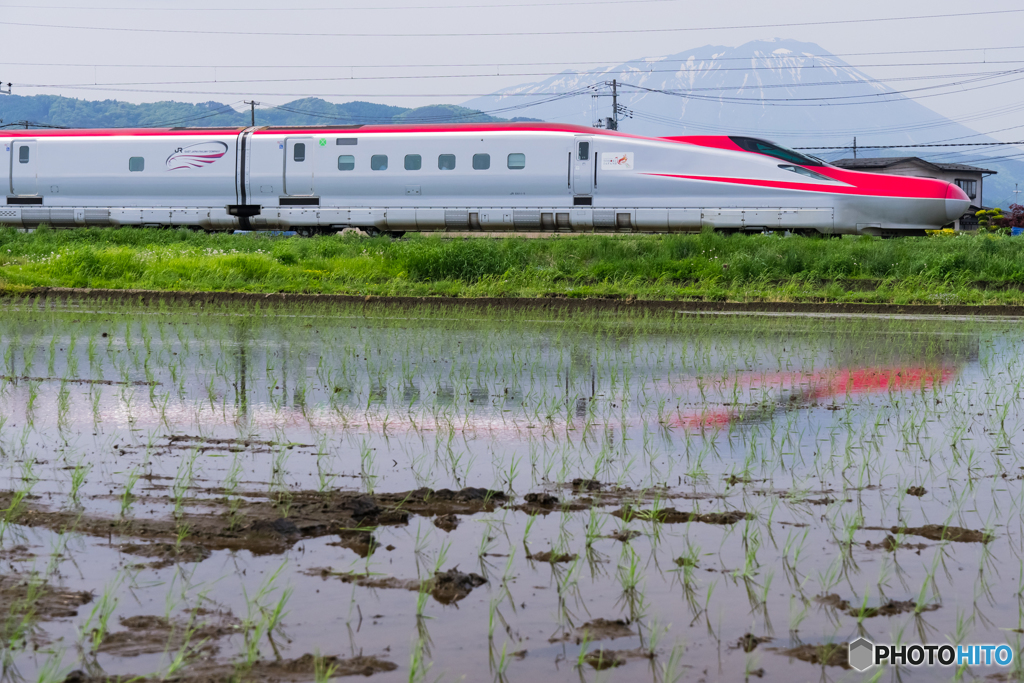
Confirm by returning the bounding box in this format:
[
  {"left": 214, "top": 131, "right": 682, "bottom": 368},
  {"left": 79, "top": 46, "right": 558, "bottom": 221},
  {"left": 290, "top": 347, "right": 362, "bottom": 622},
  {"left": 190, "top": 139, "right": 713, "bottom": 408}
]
[{"left": 2, "top": 123, "right": 970, "bottom": 237}]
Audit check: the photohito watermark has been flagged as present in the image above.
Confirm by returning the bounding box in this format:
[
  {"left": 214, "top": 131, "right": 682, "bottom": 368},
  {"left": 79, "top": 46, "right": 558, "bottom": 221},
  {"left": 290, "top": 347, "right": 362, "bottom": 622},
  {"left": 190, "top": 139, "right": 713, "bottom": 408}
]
[{"left": 848, "top": 638, "right": 1016, "bottom": 672}]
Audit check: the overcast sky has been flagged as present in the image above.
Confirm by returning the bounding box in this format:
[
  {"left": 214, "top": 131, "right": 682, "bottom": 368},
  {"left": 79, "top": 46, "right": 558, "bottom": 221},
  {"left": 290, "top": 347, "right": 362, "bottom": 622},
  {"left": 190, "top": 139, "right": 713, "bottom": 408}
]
[{"left": 1, "top": 0, "right": 1022, "bottom": 140}]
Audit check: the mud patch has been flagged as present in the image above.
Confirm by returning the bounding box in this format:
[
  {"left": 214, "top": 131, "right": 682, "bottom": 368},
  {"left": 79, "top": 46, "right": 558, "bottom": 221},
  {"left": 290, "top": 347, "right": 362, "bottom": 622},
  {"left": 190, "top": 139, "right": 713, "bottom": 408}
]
[
  {"left": 61, "top": 653, "right": 396, "bottom": 682},
  {"left": 816, "top": 594, "right": 937, "bottom": 617},
  {"left": 550, "top": 618, "right": 634, "bottom": 644},
  {"left": 327, "top": 530, "right": 379, "bottom": 558},
  {"left": 0, "top": 374, "right": 159, "bottom": 387},
  {"left": 863, "top": 535, "right": 928, "bottom": 552},
  {"left": 0, "top": 573, "right": 92, "bottom": 621},
  {"left": 0, "top": 486, "right": 510, "bottom": 556},
  {"left": 527, "top": 549, "right": 577, "bottom": 563},
  {"left": 803, "top": 496, "right": 850, "bottom": 506},
  {"left": 119, "top": 542, "right": 212, "bottom": 569},
  {"left": 613, "top": 506, "right": 750, "bottom": 525},
  {"left": 906, "top": 486, "right": 927, "bottom": 497},
  {"left": 892, "top": 524, "right": 992, "bottom": 543},
  {"left": 312, "top": 567, "right": 487, "bottom": 604},
  {"left": 98, "top": 612, "right": 240, "bottom": 657},
  {"left": 608, "top": 529, "right": 642, "bottom": 542},
  {"left": 774, "top": 642, "right": 850, "bottom": 669},
  {"left": 524, "top": 492, "right": 559, "bottom": 506},
  {"left": 388, "top": 487, "right": 508, "bottom": 516},
  {"left": 433, "top": 513, "right": 460, "bottom": 532},
  {"left": 581, "top": 648, "right": 654, "bottom": 670},
  {"left": 166, "top": 434, "right": 313, "bottom": 449},
  {"left": 733, "top": 633, "right": 771, "bottom": 652},
  {"left": 0, "top": 544, "right": 34, "bottom": 561}
]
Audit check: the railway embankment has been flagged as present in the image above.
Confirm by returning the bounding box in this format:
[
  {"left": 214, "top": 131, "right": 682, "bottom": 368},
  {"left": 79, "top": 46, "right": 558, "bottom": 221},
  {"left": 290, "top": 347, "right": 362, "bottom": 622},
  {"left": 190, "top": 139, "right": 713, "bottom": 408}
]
[{"left": 4, "top": 226, "right": 1024, "bottom": 309}]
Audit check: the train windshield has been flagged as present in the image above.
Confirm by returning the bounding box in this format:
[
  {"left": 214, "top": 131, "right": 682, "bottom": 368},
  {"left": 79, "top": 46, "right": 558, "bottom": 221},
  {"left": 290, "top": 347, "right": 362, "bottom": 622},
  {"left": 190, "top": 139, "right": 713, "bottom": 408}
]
[{"left": 729, "top": 137, "right": 824, "bottom": 167}]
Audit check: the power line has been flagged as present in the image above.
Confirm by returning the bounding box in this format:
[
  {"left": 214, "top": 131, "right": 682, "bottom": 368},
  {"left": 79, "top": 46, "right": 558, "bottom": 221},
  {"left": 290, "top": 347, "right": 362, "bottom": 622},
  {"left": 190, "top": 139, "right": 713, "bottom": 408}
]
[
  {"left": 1, "top": 8, "right": 1021, "bottom": 39},
  {"left": 10, "top": 68, "right": 1024, "bottom": 102},
  {"left": 4, "top": 45, "right": 1024, "bottom": 70},
  {"left": 624, "top": 100, "right": 1024, "bottom": 139},
  {"left": 0, "top": 0, "right": 683, "bottom": 10},
  {"left": 622, "top": 70, "right": 1024, "bottom": 106},
  {"left": 17, "top": 66, "right": 1024, "bottom": 90}
]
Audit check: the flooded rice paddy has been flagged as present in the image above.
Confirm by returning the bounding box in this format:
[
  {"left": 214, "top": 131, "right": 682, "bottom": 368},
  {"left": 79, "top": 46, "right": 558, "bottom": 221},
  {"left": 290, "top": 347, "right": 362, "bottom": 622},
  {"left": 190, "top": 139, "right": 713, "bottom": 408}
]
[{"left": 0, "top": 298, "right": 1022, "bottom": 682}]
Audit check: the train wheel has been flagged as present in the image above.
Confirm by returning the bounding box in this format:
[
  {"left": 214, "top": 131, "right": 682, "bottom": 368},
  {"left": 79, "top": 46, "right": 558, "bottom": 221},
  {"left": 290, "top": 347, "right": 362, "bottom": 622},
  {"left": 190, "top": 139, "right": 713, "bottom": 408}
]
[
  {"left": 296, "top": 227, "right": 316, "bottom": 238},
  {"left": 388, "top": 231, "right": 406, "bottom": 239}
]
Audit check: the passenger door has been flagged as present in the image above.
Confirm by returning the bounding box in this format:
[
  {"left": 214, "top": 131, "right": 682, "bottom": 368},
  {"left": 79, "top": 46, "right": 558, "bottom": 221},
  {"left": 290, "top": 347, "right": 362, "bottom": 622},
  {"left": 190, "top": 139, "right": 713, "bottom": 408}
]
[
  {"left": 572, "top": 136, "right": 593, "bottom": 197},
  {"left": 284, "top": 137, "right": 315, "bottom": 196},
  {"left": 10, "top": 139, "right": 38, "bottom": 196}
]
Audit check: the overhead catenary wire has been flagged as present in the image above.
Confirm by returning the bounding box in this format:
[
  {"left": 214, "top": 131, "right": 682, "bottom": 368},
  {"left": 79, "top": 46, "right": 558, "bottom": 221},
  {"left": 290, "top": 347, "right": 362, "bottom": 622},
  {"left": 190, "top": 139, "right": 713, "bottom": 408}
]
[
  {"left": 1, "top": 8, "right": 1022, "bottom": 39},
  {"left": 0, "top": 0, "right": 688, "bottom": 10},
  {"left": 14, "top": 65, "right": 1024, "bottom": 90},
  {"left": 617, "top": 71, "right": 1024, "bottom": 106},
  {"left": 10, "top": 69, "right": 1024, "bottom": 103},
  {"left": 4, "top": 45, "right": 1024, "bottom": 71}
]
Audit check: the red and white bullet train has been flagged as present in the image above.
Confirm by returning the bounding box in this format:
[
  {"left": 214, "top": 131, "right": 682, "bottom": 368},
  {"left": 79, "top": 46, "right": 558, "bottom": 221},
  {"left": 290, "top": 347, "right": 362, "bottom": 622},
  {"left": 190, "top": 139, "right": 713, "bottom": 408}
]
[{"left": 2, "top": 123, "right": 970, "bottom": 236}]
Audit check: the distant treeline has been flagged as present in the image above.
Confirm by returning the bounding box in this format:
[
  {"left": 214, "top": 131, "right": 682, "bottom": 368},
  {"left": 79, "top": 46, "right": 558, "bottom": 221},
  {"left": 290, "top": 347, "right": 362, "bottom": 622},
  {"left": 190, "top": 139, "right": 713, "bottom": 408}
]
[{"left": 0, "top": 94, "right": 541, "bottom": 129}]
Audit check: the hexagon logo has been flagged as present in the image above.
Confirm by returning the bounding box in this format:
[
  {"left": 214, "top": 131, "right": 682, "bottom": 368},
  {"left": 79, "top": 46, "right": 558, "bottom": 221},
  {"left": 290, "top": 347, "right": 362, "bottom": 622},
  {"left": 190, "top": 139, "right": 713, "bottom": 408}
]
[{"left": 848, "top": 638, "right": 874, "bottom": 672}]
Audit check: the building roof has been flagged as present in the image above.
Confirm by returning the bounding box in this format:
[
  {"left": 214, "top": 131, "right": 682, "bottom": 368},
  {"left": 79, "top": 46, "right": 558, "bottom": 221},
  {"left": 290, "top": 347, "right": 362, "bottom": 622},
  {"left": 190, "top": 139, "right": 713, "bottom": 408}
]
[{"left": 831, "top": 157, "right": 997, "bottom": 175}]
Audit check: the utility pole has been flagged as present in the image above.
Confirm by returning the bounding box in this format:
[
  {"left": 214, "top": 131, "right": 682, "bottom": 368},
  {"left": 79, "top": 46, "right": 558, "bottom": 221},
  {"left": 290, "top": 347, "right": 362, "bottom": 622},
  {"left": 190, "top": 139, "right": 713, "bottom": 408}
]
[
  {"left": 245, "top": 100, "right": 259, "bottom": 127},
  {"left": 590, "top": 80, "right": 629, "bottom": 130},
  {"left": 0, "top": 81, "right": 10, "bottom": 95},
  {"left": 1014, "top": 183, "right": 1021, "bottom": 204},
  {"left": 853, "top": 137, "right": 857, "bottom": 159},
  {"left": 611, "top": 79, "right": 618, "bottom": 131}
]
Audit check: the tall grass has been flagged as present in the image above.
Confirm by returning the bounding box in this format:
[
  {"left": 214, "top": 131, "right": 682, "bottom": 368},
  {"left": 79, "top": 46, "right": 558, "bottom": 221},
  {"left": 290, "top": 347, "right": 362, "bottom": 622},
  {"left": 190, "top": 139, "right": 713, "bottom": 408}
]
[{"left": 3, "top": 227, "right": 1024, "bottom": 302}]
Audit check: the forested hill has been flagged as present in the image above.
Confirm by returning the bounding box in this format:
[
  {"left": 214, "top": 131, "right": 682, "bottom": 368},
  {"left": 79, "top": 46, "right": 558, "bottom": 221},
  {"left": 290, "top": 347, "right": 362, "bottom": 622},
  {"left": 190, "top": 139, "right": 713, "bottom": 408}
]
[{"left": 0, "top": 95, "right": 539, "bottom": 129}]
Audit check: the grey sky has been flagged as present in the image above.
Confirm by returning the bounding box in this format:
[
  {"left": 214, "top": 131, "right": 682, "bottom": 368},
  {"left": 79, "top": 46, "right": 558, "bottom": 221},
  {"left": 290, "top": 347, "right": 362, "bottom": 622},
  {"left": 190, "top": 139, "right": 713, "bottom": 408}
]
[{"left": 1, "top": 0, "right": 1022, "bottom": 140}]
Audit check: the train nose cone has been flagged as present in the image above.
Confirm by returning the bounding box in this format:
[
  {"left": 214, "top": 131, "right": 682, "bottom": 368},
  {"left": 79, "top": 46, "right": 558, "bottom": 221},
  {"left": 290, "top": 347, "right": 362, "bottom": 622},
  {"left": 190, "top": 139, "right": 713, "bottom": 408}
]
[{"left": 945, "top": 183, "right": 971, "bottom": 222}]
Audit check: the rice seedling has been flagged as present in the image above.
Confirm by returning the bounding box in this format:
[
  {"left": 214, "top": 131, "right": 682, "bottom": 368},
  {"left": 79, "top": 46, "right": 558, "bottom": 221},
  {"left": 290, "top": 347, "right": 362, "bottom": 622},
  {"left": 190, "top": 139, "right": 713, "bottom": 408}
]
[
  {"left": 118, "top": 467, "right": 140, "bottom": 517},
  {"left": 82, "top": 574, "right": 122, "bottom": 652}
]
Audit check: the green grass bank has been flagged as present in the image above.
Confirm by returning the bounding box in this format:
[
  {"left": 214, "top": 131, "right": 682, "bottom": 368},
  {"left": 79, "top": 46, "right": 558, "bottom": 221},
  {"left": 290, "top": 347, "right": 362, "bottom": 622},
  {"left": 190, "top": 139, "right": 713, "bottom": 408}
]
[{"left": 3, "top": 227, "right": 1024, "bottom": 304}]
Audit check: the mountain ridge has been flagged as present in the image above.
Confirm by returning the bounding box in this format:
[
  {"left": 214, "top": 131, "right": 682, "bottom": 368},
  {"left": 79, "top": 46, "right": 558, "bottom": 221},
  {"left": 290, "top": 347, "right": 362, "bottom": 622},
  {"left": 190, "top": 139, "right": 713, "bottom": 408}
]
[{"left": 0, "top": 95, "right": 540, "bottom": 130}]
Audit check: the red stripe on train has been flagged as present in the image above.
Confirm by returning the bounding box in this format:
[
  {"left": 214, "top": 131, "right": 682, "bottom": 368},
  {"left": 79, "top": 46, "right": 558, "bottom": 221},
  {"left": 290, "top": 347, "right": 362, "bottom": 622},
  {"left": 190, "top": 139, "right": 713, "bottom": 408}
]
[{"left": 644, "top": 172, "right": 949, "bottom": 200}]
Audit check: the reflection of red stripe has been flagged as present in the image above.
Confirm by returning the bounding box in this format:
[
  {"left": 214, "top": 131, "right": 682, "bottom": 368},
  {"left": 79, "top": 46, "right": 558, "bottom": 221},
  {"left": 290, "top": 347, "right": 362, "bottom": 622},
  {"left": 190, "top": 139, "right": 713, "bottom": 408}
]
[
  {"left": 645, "top": 172, "right": 948, "bottom": 200},
  {"left": 670, "top": 366, "right": 956, "bottom": 430}
]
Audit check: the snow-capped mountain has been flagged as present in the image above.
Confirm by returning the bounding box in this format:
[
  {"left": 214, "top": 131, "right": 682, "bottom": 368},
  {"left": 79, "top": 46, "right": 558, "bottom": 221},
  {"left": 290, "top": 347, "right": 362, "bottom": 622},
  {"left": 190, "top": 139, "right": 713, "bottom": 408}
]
[{"left": 463, "top": 39, "right": 1023, "bottom": 206}]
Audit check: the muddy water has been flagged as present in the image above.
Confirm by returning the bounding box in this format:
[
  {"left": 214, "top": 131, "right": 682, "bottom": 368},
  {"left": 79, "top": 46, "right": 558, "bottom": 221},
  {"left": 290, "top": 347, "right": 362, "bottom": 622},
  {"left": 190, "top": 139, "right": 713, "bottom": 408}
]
[{"left": 0, "top": 300, "right": 1021, "bottom": 682}]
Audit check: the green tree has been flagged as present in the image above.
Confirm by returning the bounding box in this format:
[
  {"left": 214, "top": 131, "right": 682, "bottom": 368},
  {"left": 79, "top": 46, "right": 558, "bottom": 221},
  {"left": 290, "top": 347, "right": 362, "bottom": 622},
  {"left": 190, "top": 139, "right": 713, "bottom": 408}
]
[{"left": 976, "top": 208, "right": 1006, "bottom": 234}]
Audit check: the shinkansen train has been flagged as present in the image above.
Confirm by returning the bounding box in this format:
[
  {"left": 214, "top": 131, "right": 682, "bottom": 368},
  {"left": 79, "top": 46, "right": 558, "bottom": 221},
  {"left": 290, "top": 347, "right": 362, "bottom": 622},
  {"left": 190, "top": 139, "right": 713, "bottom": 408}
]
[{"left": 2, "top": 123, "right": 970, "bottom": 237}]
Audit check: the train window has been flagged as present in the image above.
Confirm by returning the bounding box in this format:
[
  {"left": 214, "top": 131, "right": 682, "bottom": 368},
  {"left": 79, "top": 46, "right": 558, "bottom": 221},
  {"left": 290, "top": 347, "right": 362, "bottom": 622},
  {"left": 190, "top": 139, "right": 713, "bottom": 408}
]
[
  {"left": 405, "top": 154, "right": 422, "bottom": 171},
  {"left": 438, "top": 154, "right": 456, "bottom": 170},
  {"left": 778, "top": 165, "right": 831, "bottom": 182},
  {"left": 472, "top": 154, "right": 490, "bottom": 170},
  {"left": 18, "top": 146, "right": 29, "bottom": 164},
  {"left": 129, "top": 157, "right": 145, "bottom": 172},
  {"left": 338, "top": 155, "right": 355, "bottom": 171},
  {"left": 293, "top": 143, "right": 306, "bottom": 162},
  {"left": 730, "top": 137, "right": 823, "bottom": 166},
  {"left": 577, "top": 141, "right": 589, "bottom": 161},
  {"left": 336, "top": 138, "right": 358, "bottom": 146},
  {"left": 507, "top": 153, "right": 526, "bottom": 170},
  {"left": 370, "top": 155, "right": 388, "bottom": 171}
]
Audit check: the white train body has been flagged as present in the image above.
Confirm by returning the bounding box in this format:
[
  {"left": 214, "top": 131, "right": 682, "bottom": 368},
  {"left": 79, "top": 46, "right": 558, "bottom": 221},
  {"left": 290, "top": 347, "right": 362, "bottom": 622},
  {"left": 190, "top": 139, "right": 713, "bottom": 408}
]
[{"left": 2, "top": 123, "right": 969, "bottom": 236}]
